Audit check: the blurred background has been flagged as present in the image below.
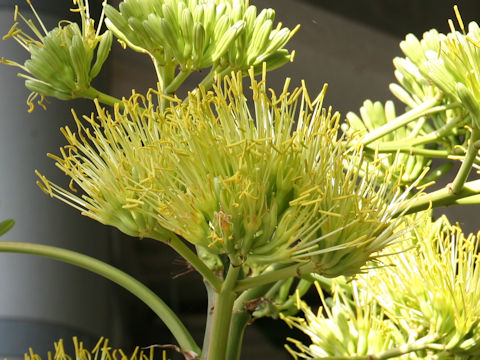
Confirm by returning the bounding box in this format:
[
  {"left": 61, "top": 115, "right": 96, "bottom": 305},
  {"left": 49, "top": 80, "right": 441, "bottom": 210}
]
[{"left": 0, "top": 0, "right": 479, "bottom": 359}]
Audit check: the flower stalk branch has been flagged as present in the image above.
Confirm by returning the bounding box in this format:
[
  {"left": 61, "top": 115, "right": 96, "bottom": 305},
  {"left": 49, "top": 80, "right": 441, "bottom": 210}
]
[
  {"left": 167, "top": 235, "right": 222, "bottom": 292},
  {"left": 80, "top": 87, "right": 124, "bottom": 109},
  {"left": 450, "top": 127, "right": 480, "bottom": 194},
  {"left": 360, "top": 94, "right": 443, "bottom": 145},
  {"left": 233, "top": 262, "right": 316, "bottom": 293},
  {"left": 226, "top": 283, "right": 277, "bottom": 360},
  {"left": 366, "top": 145, "right": 450, "bottom": 158},
  {"left": 0, "top": 241, "right": 200, "bottom": 355},
  {"left": 396, "top": 178, "right": 480, "bottom": 215}
]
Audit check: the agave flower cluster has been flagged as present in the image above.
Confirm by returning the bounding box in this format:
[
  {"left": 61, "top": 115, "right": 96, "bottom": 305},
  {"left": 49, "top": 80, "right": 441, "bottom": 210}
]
[
  {"left": 37, "top": 69, "right": 415, "bottom": 277},
  {"left": 25, "top": 337, "right": 156, "bottom": 360},
  {"left": 105, "top": 0, "right": 298, "bottom": 75},
  {"left": 286, "top": 215, "right": 480, "bottom": 359},
  {"left": 284, "top": 279, "right": 408, "bottom": 359},
  {"left": 391, "top": 9, "right": 480, "bottom": 147},
  {"left": 1, "top": 0, "right": 112, "bottom": 111},
  {"left": 340, "top": 9, "right": 480, "bottom": 191}
]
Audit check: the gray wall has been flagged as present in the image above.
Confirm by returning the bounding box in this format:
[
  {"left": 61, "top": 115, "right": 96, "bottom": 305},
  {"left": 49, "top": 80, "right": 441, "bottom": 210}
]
[{"left": 0, "top": 5, "right": 123, "bottom": 358}]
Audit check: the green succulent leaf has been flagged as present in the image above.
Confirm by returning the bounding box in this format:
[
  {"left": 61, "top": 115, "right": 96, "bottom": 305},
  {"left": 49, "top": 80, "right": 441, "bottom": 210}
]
[{"left": 0, "top": 218, "right": 14, "bottom": 237}]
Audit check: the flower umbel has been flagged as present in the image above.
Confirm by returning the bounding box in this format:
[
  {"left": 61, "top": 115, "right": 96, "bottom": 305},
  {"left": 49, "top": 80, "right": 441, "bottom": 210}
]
[
  {"left": 283, "top": 280, "right": 409, "bottom": 359},
  {"left": 24, "top": 337, "right": 163, "bottom": 360},
  {"left": 104, "top": 0, "right": 298, "bottom": 93},
  {"left": 1, "top": 0, "right": 113, "bottom": 111},
  {"left": 362, "top": 216, "right": 480, "bottom": 356},
  {"left": 286, "top": 216, "right": 480, "bottom": 359},
  {"left": 37, "top": 69, "right": 416, "bottom": 277}
]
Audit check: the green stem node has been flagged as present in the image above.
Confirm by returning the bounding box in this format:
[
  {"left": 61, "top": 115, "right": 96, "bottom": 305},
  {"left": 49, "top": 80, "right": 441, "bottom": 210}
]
[{"left": 167, "top": 235, "right": 222, "bottom": 292}]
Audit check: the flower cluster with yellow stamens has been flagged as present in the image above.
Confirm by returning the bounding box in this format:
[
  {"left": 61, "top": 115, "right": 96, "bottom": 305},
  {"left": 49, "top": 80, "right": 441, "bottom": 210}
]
[
  {"left": 1, "top": 0, "right": 112, "bottom": 111},
  {"left": 37, "top": 68, "right": 417, "bottom": 277},
  {"left": 341, "top": 7, "right": 480, "bottom": 192},
  {"left": 392, "top": 6, "right": 480, "bottom": 136},
  {"left": 25, "top": 337, "right": 163, "bottom": 360},
  {"left": 284, "top": 280, "right": 409, "bottom": 359},
  {"left": 285, "top": 215, "right": 480, "bottom": 359}
]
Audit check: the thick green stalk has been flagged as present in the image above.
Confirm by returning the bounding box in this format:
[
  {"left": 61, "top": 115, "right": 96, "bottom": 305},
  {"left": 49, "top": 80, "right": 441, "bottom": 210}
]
[
  {"left": 360, "top": 95, "right": 443, "bottom": 145},
  {"left": 0, "top": 241, "right": 200, "bottom": 355},
  {"left": 234, "top": 262, "right": 316, "bottom": 293},
  {"left": 151, "top": 56, "right": 167, "bottom": 92},
  {"left": 198, "top": 65, "right": 231, "bottom": 92},
  {"left": 225, "top": 312, "right": 250, "bottom": 360},
  {"left": 168, "top": 235, "right": 222, "bottom": 292},
  {"left": 151, "top": 57, "right": 176, "bottom": 110},
  {"left": 201, "top": 281, "right": 218, "bottom": 359},
  {"left": 207, "top": 264, "right": 240, "bottom": 360}
]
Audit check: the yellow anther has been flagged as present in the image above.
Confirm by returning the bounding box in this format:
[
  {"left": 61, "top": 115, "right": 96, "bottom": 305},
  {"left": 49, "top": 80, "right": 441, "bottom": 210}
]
[{"left": 454, "top": 5, "right": 465, "bottom": 33}]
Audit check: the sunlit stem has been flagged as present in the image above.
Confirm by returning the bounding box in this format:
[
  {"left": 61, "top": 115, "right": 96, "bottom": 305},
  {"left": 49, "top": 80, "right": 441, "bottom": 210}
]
[
  {"left": 150, "top": 56, "right": 175, "bottom": 110},
  {"left": 396, "top": 178, "right": 480, "bottom": 215},
  {"left": 151, "top": 56, "right": 166, "bottom": 92},
  {"left": 225, "top": 312, "right": 250, "bottom": 360},
  {"left": 198, "top": 65, "right": 231, "bottom": 92},
  {"left": 370, "top": 115, "right": 463, "bottom": 150},
  {"left": 314, "top": 335, "right": 440, "bottom": 359},
  {"left": 360, "top": 94, "right": 444, "bottom": 145},
  {"left": 454, "top": 193, "right": 480, "bottom": 204},
  {"left": 450, "top": 127, "right": 480, "bottom": 194},
  {"left": 0, "top": 241, "right": 200, "bottom": 355},
  {"left": 201, "top": 281, "right": 218, "bottom": 358},
  {"left": 365, "top": 146, "right": 450, "bottom": 158}
]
